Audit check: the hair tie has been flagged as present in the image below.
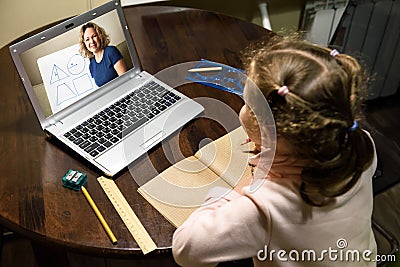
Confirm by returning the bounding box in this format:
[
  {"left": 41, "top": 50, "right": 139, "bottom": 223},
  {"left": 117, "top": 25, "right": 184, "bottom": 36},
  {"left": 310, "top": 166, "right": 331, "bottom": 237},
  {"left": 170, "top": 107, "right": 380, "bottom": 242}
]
[
  {"left": 277, "top": 85, "right": 289, "bottom": 96},
  {"left": 330, "top": 49, "right": 340, "bottom": 57},
  {"left": 348, "top": 121, "right": 358, "bottom": 132}
]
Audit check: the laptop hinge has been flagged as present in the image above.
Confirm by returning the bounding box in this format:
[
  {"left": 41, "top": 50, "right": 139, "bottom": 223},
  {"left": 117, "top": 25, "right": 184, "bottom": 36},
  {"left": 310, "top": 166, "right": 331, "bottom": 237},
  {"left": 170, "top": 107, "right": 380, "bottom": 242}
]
[
  {"left": 51, "top": 120, "right": 64, "bottom": 127},
  {"left": 45, "top": 120, "right": 65, "bottom": 137},
  {"left": 46, "top": 120, "right": 64, "bottom": 131}
]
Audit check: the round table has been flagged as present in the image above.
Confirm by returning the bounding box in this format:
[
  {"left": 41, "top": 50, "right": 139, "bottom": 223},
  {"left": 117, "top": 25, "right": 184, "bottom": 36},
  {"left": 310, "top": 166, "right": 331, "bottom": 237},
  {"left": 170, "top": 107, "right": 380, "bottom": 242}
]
[{"left": 0, "top": 5, "right": 271, "bottom": 265}]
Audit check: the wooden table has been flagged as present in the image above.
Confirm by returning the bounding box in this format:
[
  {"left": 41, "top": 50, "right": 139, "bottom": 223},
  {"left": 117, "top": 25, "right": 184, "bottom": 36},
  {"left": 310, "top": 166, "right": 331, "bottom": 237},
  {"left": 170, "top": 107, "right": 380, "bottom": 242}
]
[{"left": 0, "top": 5, "right": 271, "bottom": 265}]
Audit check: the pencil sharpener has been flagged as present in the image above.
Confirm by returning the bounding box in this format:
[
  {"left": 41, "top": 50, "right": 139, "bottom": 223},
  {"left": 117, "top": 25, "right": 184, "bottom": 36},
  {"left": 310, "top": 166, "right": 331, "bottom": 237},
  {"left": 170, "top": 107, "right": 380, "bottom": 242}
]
[{"left": 62, "top": 169, "right": 87, "bottom": 191}]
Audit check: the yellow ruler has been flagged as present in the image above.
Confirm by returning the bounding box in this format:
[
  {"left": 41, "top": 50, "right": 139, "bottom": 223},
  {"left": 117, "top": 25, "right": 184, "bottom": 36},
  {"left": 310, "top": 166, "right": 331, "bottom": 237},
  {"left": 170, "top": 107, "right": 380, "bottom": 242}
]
[{"left": 97, "top": 176, "right": 157, "bottom": 254}]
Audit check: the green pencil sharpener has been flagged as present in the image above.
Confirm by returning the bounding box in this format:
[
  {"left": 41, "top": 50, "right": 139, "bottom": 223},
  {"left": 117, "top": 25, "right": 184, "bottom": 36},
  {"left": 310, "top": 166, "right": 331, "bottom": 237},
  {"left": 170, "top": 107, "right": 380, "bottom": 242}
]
[{"left": 62, "top": 169, "right": 87, "bottom": 191}]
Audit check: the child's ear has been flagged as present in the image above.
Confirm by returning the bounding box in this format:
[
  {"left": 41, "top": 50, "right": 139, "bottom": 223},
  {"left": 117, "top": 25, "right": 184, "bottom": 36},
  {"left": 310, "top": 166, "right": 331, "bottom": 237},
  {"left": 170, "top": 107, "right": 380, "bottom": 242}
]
[{"left": 239, "top": 105, "right": 262, "bottom": 150}]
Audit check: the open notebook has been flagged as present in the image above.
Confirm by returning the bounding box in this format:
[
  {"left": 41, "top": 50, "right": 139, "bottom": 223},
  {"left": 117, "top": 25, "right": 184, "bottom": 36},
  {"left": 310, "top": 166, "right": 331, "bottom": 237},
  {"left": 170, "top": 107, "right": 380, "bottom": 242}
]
[{"left": 138, "top": 126, "right": 255, "bottom": 227}]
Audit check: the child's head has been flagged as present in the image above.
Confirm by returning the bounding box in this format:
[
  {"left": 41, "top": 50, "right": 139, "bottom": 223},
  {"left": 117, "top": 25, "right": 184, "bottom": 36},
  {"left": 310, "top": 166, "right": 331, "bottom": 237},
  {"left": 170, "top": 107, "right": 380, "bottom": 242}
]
[{"left": 241, "top": 36, "right": 374, "bottom": 206}]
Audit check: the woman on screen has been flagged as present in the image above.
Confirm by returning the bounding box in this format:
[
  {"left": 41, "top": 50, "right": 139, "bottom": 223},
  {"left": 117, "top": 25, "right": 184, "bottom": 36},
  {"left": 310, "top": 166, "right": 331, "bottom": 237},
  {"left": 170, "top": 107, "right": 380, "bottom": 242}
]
[{"left": 79, "top": 22, "right": 127, "bottom": 87}]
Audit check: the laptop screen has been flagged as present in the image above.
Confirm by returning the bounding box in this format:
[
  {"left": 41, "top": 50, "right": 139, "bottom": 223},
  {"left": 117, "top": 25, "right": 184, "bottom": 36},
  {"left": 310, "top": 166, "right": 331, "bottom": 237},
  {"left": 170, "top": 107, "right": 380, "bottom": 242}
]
[{"left": 10, "top": 1, "right": 137, "bottom": 124}]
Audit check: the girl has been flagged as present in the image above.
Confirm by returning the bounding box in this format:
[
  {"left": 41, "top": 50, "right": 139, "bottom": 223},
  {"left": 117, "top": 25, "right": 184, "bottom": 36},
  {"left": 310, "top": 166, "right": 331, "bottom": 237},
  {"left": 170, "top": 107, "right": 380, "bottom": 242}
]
[{"left": 172, "top": 37, "right": 377, "bottom": 266}]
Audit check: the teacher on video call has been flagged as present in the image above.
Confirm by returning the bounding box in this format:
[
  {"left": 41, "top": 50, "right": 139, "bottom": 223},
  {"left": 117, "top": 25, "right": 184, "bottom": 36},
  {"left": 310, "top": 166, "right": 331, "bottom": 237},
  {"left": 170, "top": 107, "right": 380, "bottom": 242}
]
[{"left": 79, "top": 22, "right": 127, "bottom": 87}]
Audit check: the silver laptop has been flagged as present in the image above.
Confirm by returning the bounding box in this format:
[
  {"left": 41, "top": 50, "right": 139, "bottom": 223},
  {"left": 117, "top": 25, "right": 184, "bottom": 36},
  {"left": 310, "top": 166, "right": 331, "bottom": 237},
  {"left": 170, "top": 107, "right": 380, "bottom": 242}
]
[{"left": 9, "top": 0, "right": 204, "bottom": 176}]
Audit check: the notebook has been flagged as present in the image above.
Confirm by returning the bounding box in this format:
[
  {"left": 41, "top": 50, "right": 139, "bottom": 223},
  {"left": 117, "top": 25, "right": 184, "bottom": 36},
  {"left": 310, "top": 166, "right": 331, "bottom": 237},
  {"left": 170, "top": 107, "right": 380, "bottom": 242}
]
[{"left": 9, "top": 0, "right": 204, "bottom": 176}]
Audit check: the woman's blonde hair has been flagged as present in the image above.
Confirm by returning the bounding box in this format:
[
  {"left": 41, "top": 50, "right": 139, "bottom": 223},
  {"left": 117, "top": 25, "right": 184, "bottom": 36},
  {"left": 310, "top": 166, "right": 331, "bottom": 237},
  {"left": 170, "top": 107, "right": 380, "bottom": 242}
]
[
  {"left": 243, "top": 36, "right": 374, "bottom": 206},
  {"left": 79, "top": 22, "right": 110, "bottom": 59}
]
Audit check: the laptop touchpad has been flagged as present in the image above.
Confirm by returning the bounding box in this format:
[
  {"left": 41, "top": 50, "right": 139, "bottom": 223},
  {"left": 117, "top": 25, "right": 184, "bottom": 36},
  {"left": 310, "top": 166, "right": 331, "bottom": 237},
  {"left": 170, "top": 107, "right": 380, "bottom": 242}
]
[{"left": 140, "top": 124, "right": 165, "bottom": 149}]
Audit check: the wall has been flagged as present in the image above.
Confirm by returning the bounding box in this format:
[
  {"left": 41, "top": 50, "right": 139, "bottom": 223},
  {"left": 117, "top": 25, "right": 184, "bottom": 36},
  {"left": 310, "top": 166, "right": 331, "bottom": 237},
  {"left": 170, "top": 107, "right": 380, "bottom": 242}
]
[
  {"left": 1, "top": 0, "right": 304, "bottom": 49},
  {"left": 0, "top": 0, "right": 89, "bottom": 49},
  {"left": 151, "top": 0, "right": 304, "bottom": 33}
]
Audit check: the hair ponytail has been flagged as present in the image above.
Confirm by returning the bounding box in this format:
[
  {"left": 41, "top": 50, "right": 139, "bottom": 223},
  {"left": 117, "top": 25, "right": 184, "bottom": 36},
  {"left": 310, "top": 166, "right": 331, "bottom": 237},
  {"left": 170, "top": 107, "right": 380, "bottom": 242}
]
[{"left": 300, "top": 126, "right": 373, "bottom": 206}]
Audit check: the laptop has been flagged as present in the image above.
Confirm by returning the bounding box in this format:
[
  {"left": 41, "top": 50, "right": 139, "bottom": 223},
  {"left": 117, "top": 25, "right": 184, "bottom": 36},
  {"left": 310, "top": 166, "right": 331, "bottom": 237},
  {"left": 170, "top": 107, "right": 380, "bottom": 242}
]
[{"left": 9, "top": 0, "right": 204, "bottom": 176}]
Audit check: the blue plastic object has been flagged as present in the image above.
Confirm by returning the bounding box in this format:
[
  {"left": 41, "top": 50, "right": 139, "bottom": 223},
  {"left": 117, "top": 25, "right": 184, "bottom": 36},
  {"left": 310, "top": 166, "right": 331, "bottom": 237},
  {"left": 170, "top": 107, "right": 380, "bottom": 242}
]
[{"left": 186, "top": 59, "right": 246, "bottom": 96}]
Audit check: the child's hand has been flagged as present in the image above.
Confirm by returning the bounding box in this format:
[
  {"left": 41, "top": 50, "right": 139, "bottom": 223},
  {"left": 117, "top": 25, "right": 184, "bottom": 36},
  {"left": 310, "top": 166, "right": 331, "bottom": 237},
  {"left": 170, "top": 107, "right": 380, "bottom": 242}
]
[{"left": 233, "top": 174, "right": 253, "bottom": 195}]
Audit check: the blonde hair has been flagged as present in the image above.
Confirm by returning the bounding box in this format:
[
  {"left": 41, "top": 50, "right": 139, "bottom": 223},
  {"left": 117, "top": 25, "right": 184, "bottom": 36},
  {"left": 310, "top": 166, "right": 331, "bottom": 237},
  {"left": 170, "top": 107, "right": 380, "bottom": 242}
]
[
  {"left": 243, "top": 36, "right": 374, "bottom": 206},
  {"left": 79, "top": 22, "right": 110, "bottom": 59}
]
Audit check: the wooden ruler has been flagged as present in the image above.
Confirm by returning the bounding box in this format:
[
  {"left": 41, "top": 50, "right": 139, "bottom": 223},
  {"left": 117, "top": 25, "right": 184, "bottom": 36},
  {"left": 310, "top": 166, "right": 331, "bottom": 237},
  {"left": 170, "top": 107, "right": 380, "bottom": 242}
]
[{"left": 97, "top": 176, "right": 157, "bottom": 254}]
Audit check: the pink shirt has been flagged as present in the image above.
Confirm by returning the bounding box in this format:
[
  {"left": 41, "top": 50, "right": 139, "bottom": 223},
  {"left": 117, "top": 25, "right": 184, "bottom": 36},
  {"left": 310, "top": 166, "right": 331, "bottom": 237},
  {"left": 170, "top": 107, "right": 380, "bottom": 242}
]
[{"left": 173, "top": 138, "right": 377, "bottom": 267}]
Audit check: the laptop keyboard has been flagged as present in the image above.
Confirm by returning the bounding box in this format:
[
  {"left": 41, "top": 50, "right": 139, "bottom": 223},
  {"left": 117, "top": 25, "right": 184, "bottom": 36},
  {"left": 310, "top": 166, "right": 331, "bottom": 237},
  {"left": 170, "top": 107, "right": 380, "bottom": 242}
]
[{"left": 63, "top": 81, "right": 181, "bottom": 157}]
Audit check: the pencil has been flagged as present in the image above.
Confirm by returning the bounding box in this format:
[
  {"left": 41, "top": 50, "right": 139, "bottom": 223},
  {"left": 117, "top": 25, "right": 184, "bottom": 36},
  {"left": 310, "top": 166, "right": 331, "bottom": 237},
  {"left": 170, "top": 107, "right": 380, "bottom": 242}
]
[
  {"left": 81, "top": 186, "right": 118, "bottom": 244},
  {"left": 188, "top": 66, "right": 222, "bottom": 73}
]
